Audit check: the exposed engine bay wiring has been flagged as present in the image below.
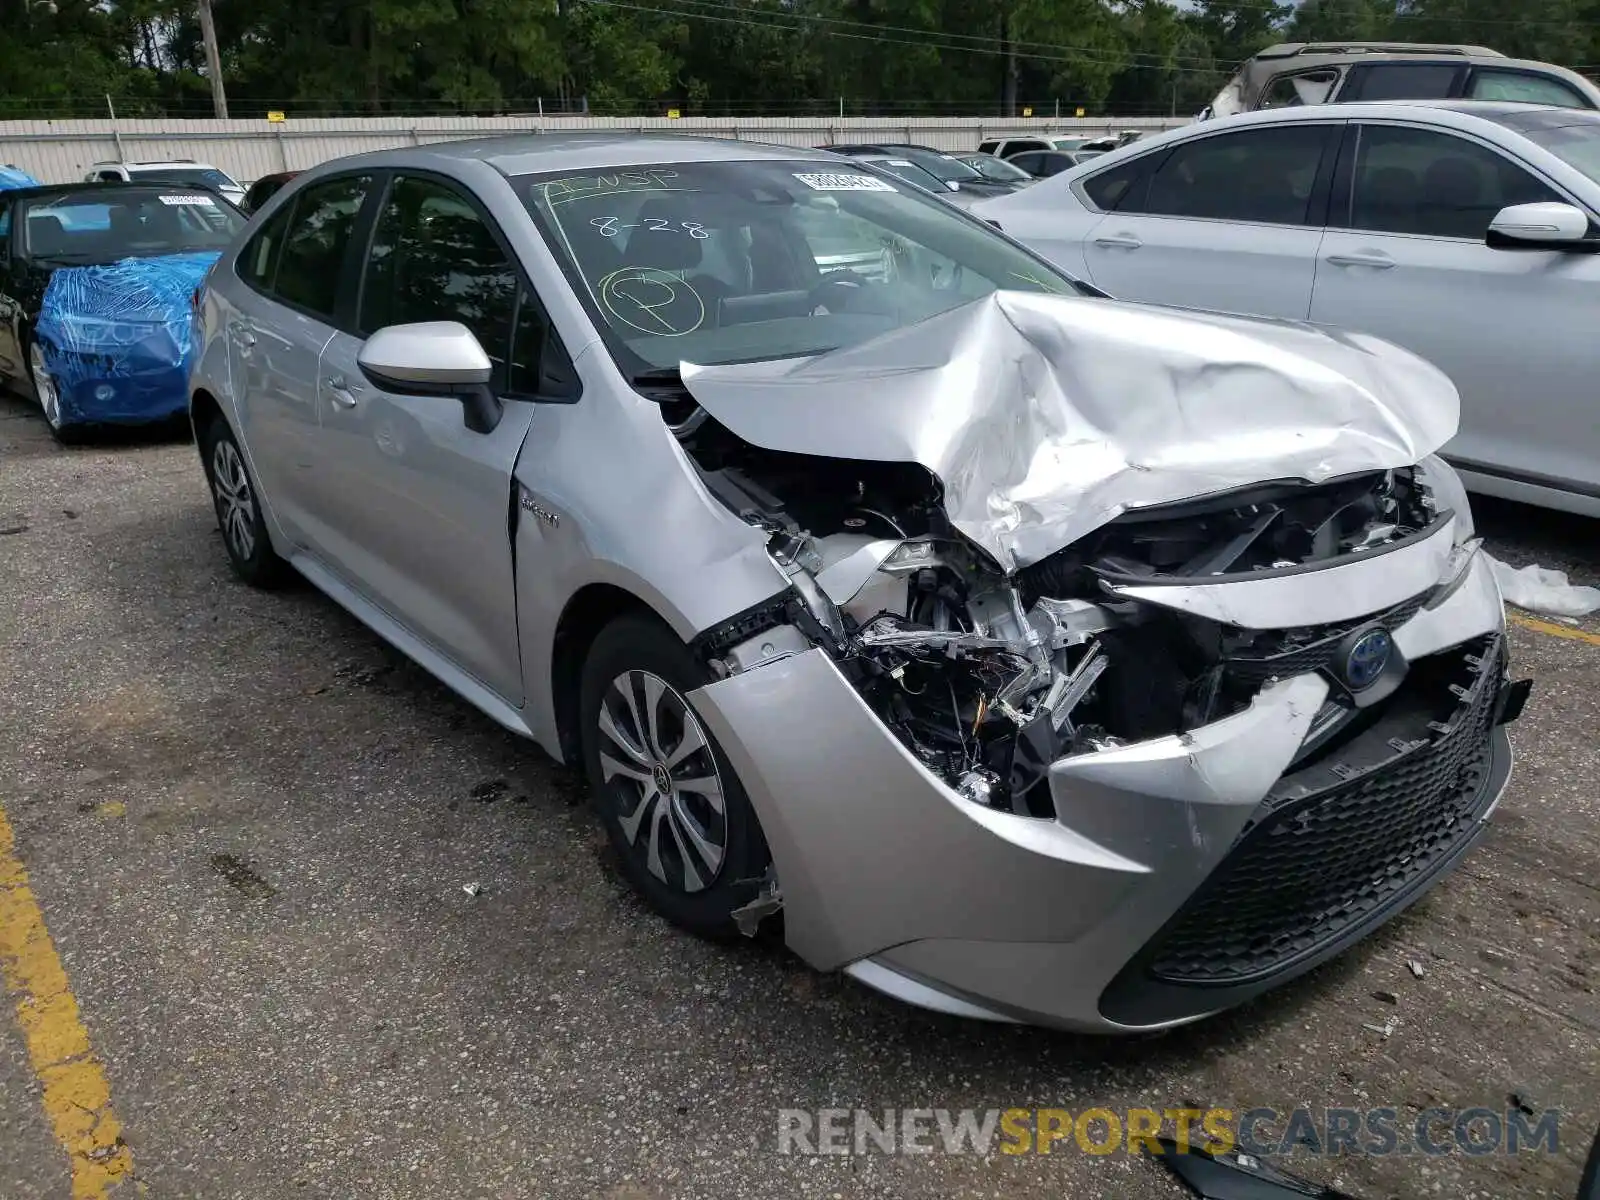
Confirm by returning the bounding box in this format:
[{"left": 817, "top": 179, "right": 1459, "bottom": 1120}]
[{"left": 676, "top": 405, "right": 1450, "bottom": 819}]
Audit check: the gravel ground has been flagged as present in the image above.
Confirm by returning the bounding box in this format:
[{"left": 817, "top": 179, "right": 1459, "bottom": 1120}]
[{"left": 1, "top": 393, "right": 1597, "bottom": 1200}]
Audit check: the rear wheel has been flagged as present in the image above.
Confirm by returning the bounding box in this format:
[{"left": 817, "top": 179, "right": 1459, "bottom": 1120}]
[
  {"left": 199, "top": 417, "right": 290, "bottom": 588},
  {"left": 579, "top": 615, "right": 770, "bottom": 937}
]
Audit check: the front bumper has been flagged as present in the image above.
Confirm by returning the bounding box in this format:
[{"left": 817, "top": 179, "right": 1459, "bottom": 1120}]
[
  {"left": 687, "top": 545, "right": 1519, "bottom": 1032},
  {"left": 54, "top": 364, "right": 190, "bottom": 426}
]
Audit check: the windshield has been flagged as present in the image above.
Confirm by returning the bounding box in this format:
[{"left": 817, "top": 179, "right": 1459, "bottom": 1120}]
[
  {"left": 22, "top": 186, "right": 245, "bottom": 263},
  {"left": 1519, "top": 119, "right": 1600, "bottom": 187},
  {"left": 961, "top": 154, "right": 1032, "bottom": 184},
  {"left": 868, "top": 158, "right": 950, "bottom": 192},
  {"left": 518, "top": 159, "right": 1085, "bottom": 374},
  {"left": 898, "top": 150, "right": 984, "bottom": 184},
  {"left": 128, "top": 166, "right": 236, "bottom": 190}
]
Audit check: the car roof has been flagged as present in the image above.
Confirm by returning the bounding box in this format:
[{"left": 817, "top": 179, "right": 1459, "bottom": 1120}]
[
  {"left": 89, "top": 159, "right": 223, "bottom": 169},
  {"left": 1253, "top": 41, "right": 1502, "bottom": 61},
  {"left": 2, "top": 180, "right": 233, "bottom": 202},
  {"left": 1085, "top": 99, "right": 1588, "bottom": 159},
  {"left": 319, "top": 133, "right": 842, "bottom": 179}
]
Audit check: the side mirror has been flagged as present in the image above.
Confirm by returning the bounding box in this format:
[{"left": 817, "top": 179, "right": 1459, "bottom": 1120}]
[
  {"left": 1486, "top": 201, "right": 1594, "bottom": 250},
  {"left": 946, "top": 180, "right": 961, "bottom": 192},
  {"left": 358, "top": 321, "right": 503, "bottom": 434}
]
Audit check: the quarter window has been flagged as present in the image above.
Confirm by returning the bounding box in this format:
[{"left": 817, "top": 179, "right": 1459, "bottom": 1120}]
[
  {"left": 238, "top": 202, "right": 293, "bottom": 290},
  {"left": 1348, "top": 125, "right": 1560, "bottom": 239},
  {"left": 1081, "top": 156, "right": 1150, "bottom": 212},
  {"left": 359, "top": 176, "right": 519, "bottom": 380},
  {"left": 272, "top": 175, "right": 371, "bottom": 318},
  {"left": 1142, "top": 126, "right": 1332, "bottom": 225},
  {"left": 1260, "top": 69, "right": 1339, "bottom": 110},
  {"left": 1467, "top": 70, "right": 1585, "bottom": 107}
]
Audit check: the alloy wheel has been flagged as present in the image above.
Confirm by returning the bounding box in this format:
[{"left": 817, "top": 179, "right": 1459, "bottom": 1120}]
[
  {"left": 29, "top": 343, "right": 62, "bottom": 430},
  {"left": 210, "top": 439, "right": 258, "bottom": 562},
  {"left": 596, "top": 669, "right": 727, "bottom": 894}
]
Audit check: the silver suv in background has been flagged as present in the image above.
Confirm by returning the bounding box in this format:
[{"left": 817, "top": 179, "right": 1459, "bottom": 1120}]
[
  {"left": 1202, "top": 42, "right": 1600, "bottom": 120},
  {"left": 188, "top": 134, "right": 1525, "bottom": 1032}
]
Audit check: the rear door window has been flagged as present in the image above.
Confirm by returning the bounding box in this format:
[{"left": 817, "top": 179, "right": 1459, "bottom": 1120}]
[
  {"left": 1342, "top": 63, "right": 1463, "bottom": 102},
  {"left": 1346, "top": 124, "right": 1561, "bottom": 239},
  {"left": 1142, "top": 125, "right": 1333, "bottom": 225},
  {"left": 977, "top": 140, "right": 1001, "bottom": 155},
  {"left": 1467, "top": 69, "right": 1588, "bottom": 107},
  {"left": 271, "top": 174, "right": 371, "bottom": 319}
]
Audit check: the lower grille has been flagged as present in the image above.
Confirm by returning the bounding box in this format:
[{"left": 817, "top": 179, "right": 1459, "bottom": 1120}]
[{"left": 1145, "top": 636, "right": 1502, "bottom": 987}]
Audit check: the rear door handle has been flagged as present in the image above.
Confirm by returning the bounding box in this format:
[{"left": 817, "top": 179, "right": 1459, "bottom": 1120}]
[
  {"left": 1093, "top": 233, "right": 1143, "bottom": 250},
  {"left": 324, "top": 374, "right": 361, "bottom": 410},
  {"left": 1326, "top": 252, "right": 1395, "bottom": 269}
]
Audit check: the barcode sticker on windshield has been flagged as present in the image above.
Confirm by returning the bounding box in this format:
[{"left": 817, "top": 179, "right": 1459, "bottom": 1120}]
[
  {"left": 158, "top": 193, "right": 215, "bottom": 206},
  {"left": 792, "top": 172, "right": 896, "bottom": 192}
]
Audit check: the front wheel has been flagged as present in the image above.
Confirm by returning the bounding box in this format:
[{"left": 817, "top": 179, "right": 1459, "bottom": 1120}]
[
  {"left": 199, "top": 417, "right": 290, "bottom": 588},
  {"left": 27, "top": 338, "right": 80, "bottom": 444},
  {"left": 579, "top": 615, "right": 771, "bottom": 938}
]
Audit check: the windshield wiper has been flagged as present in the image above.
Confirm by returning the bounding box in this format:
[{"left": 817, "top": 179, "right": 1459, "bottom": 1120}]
[{"left": 630, "top": 367, "right": 686, "bottom": 387}]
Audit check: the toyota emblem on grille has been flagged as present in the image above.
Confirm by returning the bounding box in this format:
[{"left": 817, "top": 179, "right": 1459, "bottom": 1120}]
[{"left": 1343, "top": 627, "right": 1393, "bottom": 691}]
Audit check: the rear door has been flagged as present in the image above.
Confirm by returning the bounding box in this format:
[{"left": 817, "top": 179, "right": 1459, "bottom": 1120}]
[
  {"left": 227, "top": 172, "right": 374, "bottom": 545},
  {"left": 311, "top": 171, "right": 571, "bottom": 704},
  {"left": 1081, "top": 121, "right": 1338, "bottom": 318},
  {"left": 1309, "top": 120, "right": 1600, "bottom": 502}
]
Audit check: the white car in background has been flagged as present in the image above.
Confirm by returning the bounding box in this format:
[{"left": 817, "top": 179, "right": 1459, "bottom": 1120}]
[
  {"left": 975, "top": 101, "right": 1600, "bottom": 518},
  {"left": 84, "top": 159, "right": 246, "bottom": 207}
]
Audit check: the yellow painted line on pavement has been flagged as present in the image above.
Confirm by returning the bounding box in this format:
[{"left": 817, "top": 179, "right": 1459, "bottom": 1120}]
[
  {"left": 1508, "top": 611, "right": 1600, "bottom": 648},
  {"left": 0, "top": 805, "right": 133, "bottom": 1198}
]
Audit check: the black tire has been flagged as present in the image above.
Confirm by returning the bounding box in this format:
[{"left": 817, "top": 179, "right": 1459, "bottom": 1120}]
[
  {"left": 198, "top": 416, "right": 290, "bottom": 588},
  {"left": 1580, "top": 1124, "right": 1600, "bottom": 1200},
  {"left": 579, "top": 614, "right": 771, "bottom": 938}
]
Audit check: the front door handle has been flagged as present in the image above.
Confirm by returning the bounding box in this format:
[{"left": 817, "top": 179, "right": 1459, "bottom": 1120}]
[
  {"left": 325, "top": 374, "right": 361, "bottom": 410},
  {"left": 1093, "top": 233, "right": 1144, "bottom": 249},
  {"left": 1326, "top": 252, "right": 1395, "bottom": 269}
]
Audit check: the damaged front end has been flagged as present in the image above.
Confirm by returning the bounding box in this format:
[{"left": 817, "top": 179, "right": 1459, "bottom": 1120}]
[
  {"left": 686, "top": 415, "right": 1465, "bottom": 820},
  {"left": 665, "top": 291, "right": 1527, "bottom": 1028}
]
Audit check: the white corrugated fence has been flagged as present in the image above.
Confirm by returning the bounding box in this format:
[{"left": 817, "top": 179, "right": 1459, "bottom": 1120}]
[{"left": 0, "top": 115, "right": 1191, "bottom": 185}]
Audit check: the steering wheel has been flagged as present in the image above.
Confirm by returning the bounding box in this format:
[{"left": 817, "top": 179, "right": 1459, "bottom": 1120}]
[{"left": 806, "top": 270, "right": 875, "bottom": 315}]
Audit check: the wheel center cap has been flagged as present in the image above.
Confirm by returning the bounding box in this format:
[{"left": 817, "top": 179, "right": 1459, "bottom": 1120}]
[{"left": 652, "top": 763, "right": 672, "bottom": 795}]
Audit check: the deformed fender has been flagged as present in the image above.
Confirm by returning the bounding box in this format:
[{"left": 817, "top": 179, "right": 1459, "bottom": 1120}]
[{"left": 509, "top": 347, "right": 792, "bottom": 761}]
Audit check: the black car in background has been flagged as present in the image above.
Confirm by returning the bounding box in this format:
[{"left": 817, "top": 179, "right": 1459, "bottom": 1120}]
[
  {"left": 0, "top": 181, "right": 244, "bottom": 439},
  {"left": 818, "top": 143, "right": 1028, "bottom": 197},
  {"left": 239, "top": 170, "right": 301, "bottom": 215}
]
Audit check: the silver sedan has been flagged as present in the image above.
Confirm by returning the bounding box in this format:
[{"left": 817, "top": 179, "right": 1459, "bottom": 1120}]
[
  {"left": 976, "top": 101, "right": 1600, "bottom": 519},
  {"left": 189, "top": 134, "right": 1526, "bottom": 1031}
]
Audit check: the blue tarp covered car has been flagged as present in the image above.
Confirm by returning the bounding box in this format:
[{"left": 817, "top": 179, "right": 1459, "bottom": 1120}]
[{"left": 0, "top": 180, "right": 245, "bottom": 440}]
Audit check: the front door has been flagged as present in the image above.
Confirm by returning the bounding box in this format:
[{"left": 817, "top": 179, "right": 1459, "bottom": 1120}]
[
  {"left": 225, "top": 174, "right": 373, "bottom": 544},
  {"left": 1081, "top": 121, "right": 1338, "bottom": 320},
  {"left": 309, "top": 173, "right": 541, "bottom": 704},
  {"left": 1309, "top": 121, "right": 1600, "bottom": 502}
]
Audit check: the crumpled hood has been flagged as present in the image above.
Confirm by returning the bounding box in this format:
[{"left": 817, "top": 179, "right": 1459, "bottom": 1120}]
[{"left": 680, "top": 291, "right": 1459, "bottom": 571}]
